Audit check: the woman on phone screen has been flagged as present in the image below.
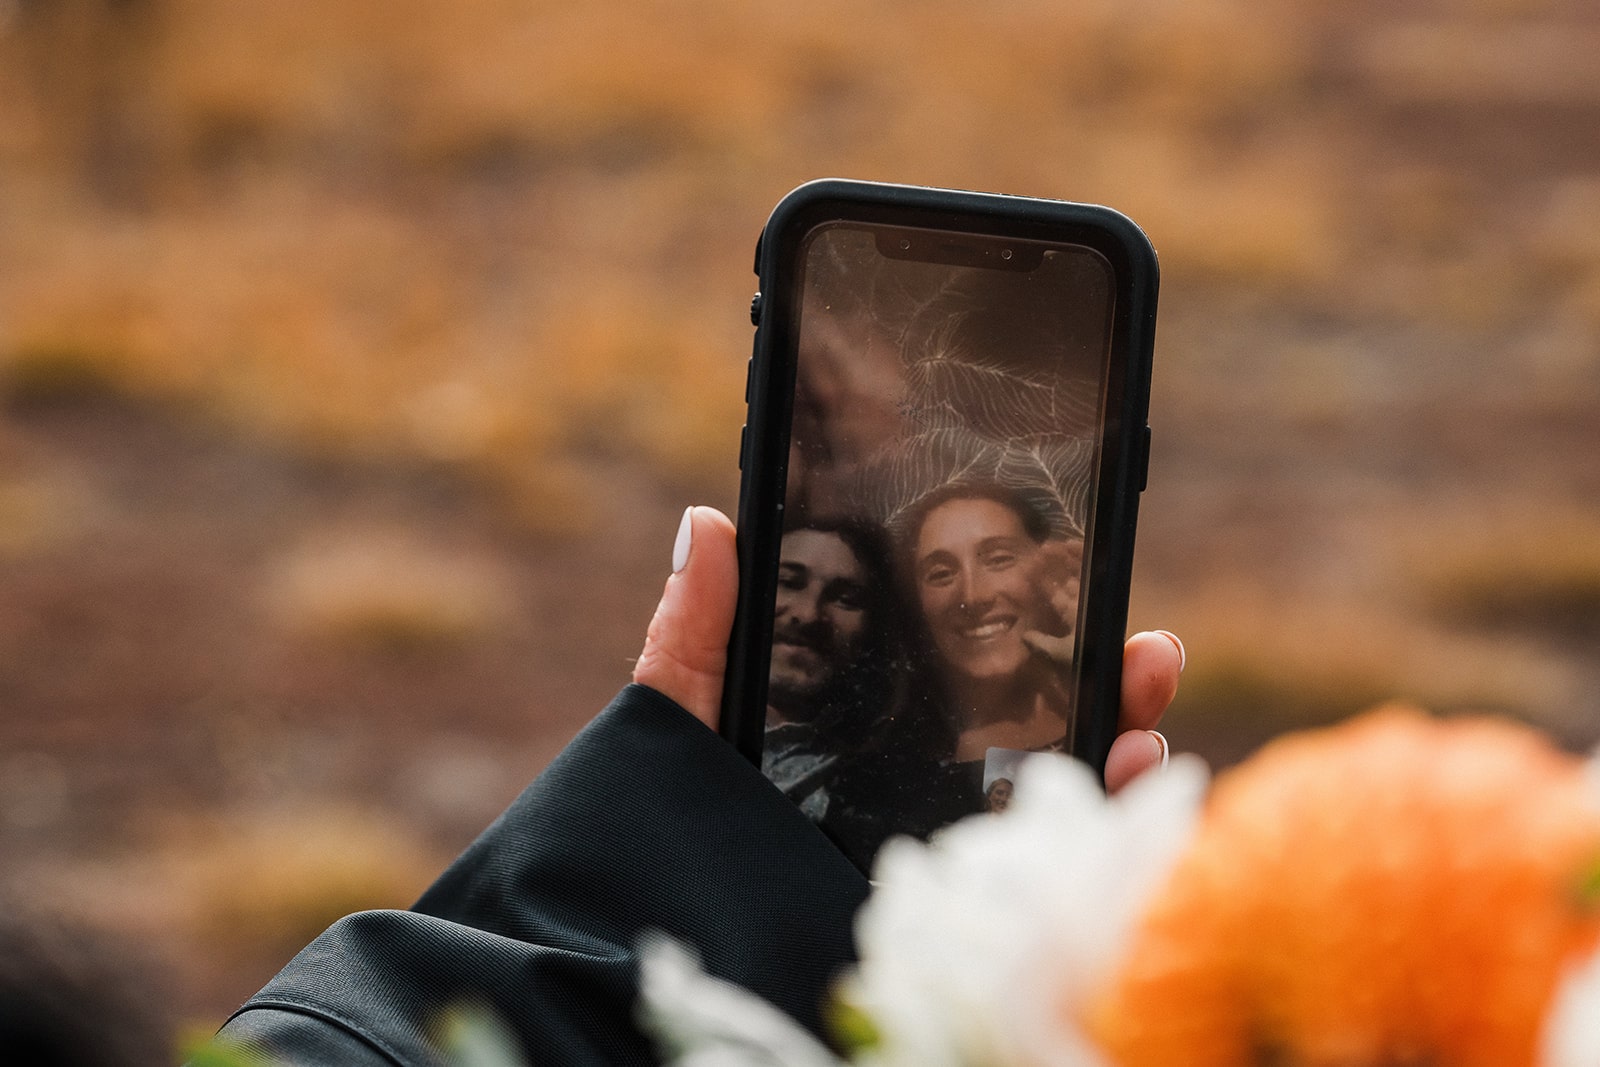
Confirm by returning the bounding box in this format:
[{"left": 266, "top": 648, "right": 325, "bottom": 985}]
[{"left": 904, "top": 483, "right": 1083, "bottom": 762}]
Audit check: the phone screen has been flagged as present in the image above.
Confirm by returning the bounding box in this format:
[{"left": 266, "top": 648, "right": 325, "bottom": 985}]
[{"left": 761, "top": 221, "right": 1117, "bottom": 868}]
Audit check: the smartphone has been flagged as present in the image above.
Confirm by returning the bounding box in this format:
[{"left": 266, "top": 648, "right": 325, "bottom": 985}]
[{"left": 721, "top": 179, "right": 1158, "bottom": 872}]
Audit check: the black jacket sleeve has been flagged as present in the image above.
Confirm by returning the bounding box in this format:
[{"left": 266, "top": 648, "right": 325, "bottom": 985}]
[{"left": 210, "top": 684, "right": 870, "bottom": 1066}]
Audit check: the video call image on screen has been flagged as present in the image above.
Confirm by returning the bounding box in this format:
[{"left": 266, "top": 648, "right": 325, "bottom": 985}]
[{"left": 760, "top": 222, "right": 1116, "bottom": 869}]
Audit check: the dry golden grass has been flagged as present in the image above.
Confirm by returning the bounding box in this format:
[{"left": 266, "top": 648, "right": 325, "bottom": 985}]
[
  {"left": 1356, "top": 19, "right": 1600, "bottom": 107},
  {"left": 173, "top": 806, "right": 442, "bottom": 959},
  {"left": 5, "top": 0, "right": 1594, "bottom": 741},
  {"left": 3, "top": 0, "right": 1592, "bottom": 722},
  {"left": 30, "top": 803, "right": 445, "bottom": 970},
  {"left": 1416, "top": 514, "right": 1600, "bottom": 640},
  {"left": 5, "top": 0, "right": 1502, "bottom": 521},
  {"left": 1162, "top": 600, "right": 1577, "bottom": 725},
  {"left": 1132, "top": 549, "right": 1593, "bottom": 766},
  {"left": 264, "top": 526, "right": 520, "bottom": 651},
  {"left": 0, "top": 474, "right": 85, "bottom": 557}
]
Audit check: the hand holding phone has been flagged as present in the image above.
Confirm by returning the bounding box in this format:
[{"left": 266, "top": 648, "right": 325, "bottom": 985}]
[{"left": 630, "top": 511, "right": 1180, "bottom": 832}]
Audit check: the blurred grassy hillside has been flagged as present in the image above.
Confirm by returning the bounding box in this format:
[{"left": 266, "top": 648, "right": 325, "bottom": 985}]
[
  {"left": 2, "top": 0, "right": 1599, "bottom": 1040},
  {"left": 9, "top": 0, "right": 1596, "bottom": 496}
]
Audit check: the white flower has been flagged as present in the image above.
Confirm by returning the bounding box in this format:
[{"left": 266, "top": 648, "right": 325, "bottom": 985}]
[
  {"left": 636, "top": 935, "right": 846, "bottom": 1067},
  {"left": 1542, "top": 942, "right": 1600, "bottom": 1067},
  {"left": 637, "top": 756, "right": 1206, "bottom": 1067},
  {"left": 844, "top": 753, "right": 1208, "bottom": 1067},
  {"left": 1544, "top": 751, "right": 1600, "bottom": 1067}
]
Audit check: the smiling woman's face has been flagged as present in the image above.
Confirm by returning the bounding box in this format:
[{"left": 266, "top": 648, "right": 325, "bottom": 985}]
[{"left": 913, "top": 495, "right": 1051, "bottom": 684}]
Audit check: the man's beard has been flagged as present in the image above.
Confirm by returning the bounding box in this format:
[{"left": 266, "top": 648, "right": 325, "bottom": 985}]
[{"left": 768, "top": 636, "right": 838, "bottom": 723}]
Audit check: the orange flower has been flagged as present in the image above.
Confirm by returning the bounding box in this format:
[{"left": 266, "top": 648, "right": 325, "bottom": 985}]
[{"left": 1088, "top": 705, "right": 1600, "bottom": 1067}]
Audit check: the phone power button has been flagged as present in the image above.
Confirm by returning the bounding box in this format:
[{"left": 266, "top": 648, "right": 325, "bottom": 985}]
[
  {"left": 749, "top": 293, "right": 763, "bottom": 326},
  {"left": 738, "top": 425, "right": 749, "bottom": 470}
]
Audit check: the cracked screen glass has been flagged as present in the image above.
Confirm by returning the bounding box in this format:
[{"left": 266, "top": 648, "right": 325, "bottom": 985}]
[{"left": 762, "top": 222, "right": 1114, "bottom": 870}]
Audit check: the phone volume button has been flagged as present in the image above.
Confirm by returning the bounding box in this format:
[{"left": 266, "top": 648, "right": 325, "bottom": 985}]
[
  {"left": 738, "top": 425, "right": 749, "bottom": 471},
  {"left": 1139, "top": 426, "right": 1152, "bottom": 493}
]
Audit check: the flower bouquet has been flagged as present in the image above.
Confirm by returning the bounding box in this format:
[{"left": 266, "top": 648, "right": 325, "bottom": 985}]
[{"left": 641, "top": 707, "right": 1600, "bottom": 1067}]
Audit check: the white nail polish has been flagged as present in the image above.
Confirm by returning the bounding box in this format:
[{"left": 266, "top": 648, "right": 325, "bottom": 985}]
[
  {"left": 1156, "top": 630, "right": 1186, "bottom": 673},
  {"left": 672, "top": 507, "right": 693, "bottom": 573}
]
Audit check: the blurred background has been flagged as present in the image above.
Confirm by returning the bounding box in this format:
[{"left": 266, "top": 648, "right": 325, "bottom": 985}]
[{"left": 1, "top": 0, "right": 1597, "bottom": 1048}]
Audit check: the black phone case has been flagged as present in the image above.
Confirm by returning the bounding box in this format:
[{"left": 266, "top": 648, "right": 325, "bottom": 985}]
[{"left": 720, "top": 178, "right": 1159, "bottom": 783}]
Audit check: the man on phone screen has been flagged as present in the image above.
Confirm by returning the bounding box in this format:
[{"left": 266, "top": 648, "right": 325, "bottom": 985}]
[{"left": 763, "top": 518, "right": 897, "bottom": 822}]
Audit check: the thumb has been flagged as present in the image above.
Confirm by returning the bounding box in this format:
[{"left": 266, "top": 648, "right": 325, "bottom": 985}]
[{"left": 633, "top": 506, "right": 739, "bottom": 730}]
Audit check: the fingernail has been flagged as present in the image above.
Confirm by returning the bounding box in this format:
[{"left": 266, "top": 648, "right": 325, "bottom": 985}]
[
  {"left": 1149, "top": 730, "right": 1170, "bottom": 769},
  {"left": 1155, "top": 630, "right": 1185, "bottom": 672},
  {"left": 672, "top": 507, "right": 693, "bottom": 573}
]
